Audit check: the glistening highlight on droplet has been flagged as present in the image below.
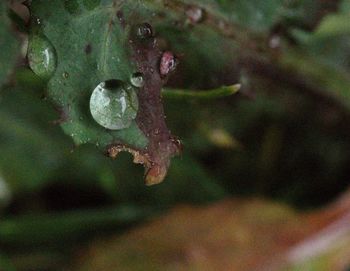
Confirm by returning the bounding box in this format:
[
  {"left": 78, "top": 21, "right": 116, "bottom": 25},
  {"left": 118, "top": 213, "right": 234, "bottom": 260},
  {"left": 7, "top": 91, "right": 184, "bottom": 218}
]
[
  {"left": 130, "top": 72, "right": 144, "bottom": 88},
  {"left": 89, "top": 80, "right": 139, "bottom": 130},
  {"left": 27, "top": 33, "right": 57, "bottom": 79}
]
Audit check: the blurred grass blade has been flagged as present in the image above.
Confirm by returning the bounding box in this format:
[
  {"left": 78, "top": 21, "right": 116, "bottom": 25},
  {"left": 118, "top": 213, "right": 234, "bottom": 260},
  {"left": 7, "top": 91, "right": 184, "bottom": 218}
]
[
  {"left": 0, "top": 206, "right": 157, "bottom": 248},
  {"left": 315, "top": 14, "right": 350, "bottom": 37},
  {"left": 163, "top": 84, "right": 241, "bottom": 100}
]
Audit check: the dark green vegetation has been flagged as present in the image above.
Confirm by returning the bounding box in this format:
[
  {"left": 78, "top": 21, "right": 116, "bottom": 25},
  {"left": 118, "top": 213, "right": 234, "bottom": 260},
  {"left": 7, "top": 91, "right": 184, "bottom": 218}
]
[{"left": 1, "top": 0, "right": 350, "bottom": 270}]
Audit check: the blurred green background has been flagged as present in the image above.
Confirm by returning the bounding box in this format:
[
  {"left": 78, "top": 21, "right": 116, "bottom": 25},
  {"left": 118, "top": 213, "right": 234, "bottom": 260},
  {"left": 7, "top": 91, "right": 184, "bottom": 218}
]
[{"left": 1, "top": 0, "right": 350, "bottom": 270}]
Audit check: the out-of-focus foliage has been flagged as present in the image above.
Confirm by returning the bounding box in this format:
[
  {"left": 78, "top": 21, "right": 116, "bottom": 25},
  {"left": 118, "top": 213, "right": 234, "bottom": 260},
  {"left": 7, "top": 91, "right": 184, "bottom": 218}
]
[
  {"left": 1, "top": 0, "right": 350, "bottom": 270},
  {"left": 0, "top": 1, "right": 19, "bottom": 86},
  {"left": 72, "top": 192, "right": 350, "bottom": 271}
]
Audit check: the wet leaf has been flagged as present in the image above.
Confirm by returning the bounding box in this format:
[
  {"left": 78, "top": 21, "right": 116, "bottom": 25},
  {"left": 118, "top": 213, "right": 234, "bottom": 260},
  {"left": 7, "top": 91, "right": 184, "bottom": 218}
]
[{"left": 29, "top": 0, "right": 181, "bottom": 184}]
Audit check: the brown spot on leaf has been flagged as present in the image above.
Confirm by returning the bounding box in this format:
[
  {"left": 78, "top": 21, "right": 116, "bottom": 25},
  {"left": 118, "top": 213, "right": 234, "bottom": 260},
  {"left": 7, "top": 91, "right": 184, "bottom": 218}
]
[{"left": 51, "top": 105, "right": 70, "bottom": 125}]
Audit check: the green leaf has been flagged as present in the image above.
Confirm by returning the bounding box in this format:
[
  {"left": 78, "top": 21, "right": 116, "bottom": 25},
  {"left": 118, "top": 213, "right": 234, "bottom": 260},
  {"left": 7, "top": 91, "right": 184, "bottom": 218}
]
[
  {"left": 29, "top": 0, "right": 145, "bottom": 148},
  {"left": 0, "top": 1, "right": 19, "bottom": 86},
  {"left": 315, "top": 14, "right": 350, "bottom": 37},
  {"left": 29, "top": 0, "right": 181, "bottom": 185}
]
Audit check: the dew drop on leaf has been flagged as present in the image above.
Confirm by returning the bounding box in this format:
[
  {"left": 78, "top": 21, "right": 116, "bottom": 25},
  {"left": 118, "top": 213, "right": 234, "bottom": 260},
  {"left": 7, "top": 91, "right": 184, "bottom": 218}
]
[
  {"left": 130, "top": 72, "right": 144, "bottom": 88},
  {"left": 27, "top": 34, "right": 57, "bottom": 79},
  {"left": 186, "top": 6, "right": 204, "bottom": 24},
  {"left": 89, "top": 80, "right": 139, "bottom": 130}
]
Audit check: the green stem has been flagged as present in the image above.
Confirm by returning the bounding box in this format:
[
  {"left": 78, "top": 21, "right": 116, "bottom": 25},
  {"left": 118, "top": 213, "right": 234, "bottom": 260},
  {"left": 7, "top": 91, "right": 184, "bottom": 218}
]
[{"left": 162, "top": 84, "right": 241, "bottom": 100}]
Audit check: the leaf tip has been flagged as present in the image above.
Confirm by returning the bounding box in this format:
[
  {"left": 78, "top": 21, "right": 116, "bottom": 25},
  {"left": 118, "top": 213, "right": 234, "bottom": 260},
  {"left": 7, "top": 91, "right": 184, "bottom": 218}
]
[{"left": 145, "top": 164, "right": 168, "bottom": 186}]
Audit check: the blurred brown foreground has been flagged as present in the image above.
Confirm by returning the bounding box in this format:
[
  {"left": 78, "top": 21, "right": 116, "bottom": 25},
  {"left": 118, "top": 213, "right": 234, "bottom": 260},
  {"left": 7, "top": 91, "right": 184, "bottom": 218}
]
[{"left": 73, "top": 190, "right": 350, "bottom": 271}]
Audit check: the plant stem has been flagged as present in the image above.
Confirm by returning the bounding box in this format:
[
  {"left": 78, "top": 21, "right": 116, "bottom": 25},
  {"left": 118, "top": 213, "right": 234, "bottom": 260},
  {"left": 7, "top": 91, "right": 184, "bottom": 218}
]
[{"left": 162, "top": 84, "right": 241, "bottom": 100}]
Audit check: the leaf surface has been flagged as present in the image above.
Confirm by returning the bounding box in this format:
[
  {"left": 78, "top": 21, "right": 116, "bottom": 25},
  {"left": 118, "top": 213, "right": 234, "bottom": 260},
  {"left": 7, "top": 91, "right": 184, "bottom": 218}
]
[{"left": 29, "top": 0, "right": 181, "bottom": 184}]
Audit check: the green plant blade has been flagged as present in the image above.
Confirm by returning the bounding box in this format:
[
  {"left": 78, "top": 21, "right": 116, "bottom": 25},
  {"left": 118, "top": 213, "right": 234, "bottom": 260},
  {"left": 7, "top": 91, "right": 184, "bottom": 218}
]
[{"left": 163, "top": 84, "right": 241, "bottom": 100}]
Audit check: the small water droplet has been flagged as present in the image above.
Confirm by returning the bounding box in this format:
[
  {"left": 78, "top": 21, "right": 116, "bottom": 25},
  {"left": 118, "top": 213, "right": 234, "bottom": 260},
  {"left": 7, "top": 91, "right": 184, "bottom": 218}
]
[
  {"left": 186, "top": 6, "right": 204, "bottom": 24},
  {"left": 27, "top": 33, "right": 57, "bottom": 79},
  {"left": 130, "top": 72, "right": 144, "bottom": 88},
  {"left": 135, "top": 23, "right": 154, "bottom": 40},
  {"left": 90, "top": 80, "right": 139, "bottom": 130},
  {"left": 269, "top": 35, "right": 281, "bottom": 49}
]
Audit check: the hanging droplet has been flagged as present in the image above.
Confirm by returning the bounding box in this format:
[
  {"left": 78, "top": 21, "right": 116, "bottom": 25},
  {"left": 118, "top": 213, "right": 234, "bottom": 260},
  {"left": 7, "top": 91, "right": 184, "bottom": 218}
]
[
  {"left": 135, "top": 23, "right": 154, "bottom": 40},
  {"left": 186, "top": 6, "right": 204, "bottom": 24},
  {"left": 130, "top": 72, "right": 144, "bottom": 88},
  {"left": 90, "top": 80, "right": 139, "bottom": 130},
  {"left": 27, "top": 33, "right": 57, "bottom": 79}
]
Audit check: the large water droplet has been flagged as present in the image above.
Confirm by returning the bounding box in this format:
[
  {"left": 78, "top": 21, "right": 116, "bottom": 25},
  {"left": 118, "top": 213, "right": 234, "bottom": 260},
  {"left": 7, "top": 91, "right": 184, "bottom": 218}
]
[
  {"left": 27, "top": 34, "right": 57, "bottom": 79},
  {"left": 130, "top": 72, "right": 144, "bottom": 88},
  {"left": 90, "top": 80, "right": 139, "bottom": 130}
]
